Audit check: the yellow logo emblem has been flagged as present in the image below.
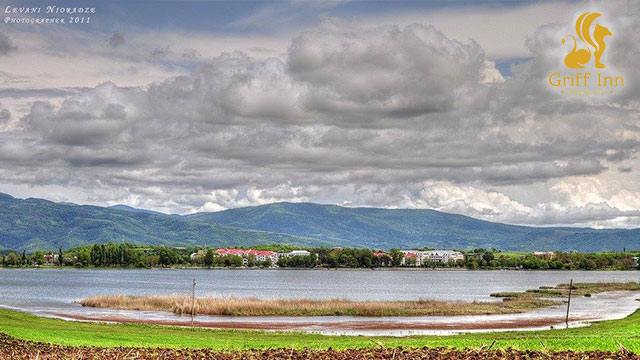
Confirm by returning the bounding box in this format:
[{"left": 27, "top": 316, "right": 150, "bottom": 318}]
[{"left": 562, "top": 12, "right": 612, "bottom": 69}]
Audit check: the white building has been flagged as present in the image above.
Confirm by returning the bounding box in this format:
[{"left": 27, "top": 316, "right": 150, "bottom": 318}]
[
  {"left": 533, "top": 251, "right": 555, "bottom": 258},
  {"left": 288, "top": 250, "right": 311, "bottom": 257},
  {"left": 277, "top": 250, "right": 312, "bottom": 258},
  {"left": 401, "top": 250, "right": 464, "bottom": 266}
]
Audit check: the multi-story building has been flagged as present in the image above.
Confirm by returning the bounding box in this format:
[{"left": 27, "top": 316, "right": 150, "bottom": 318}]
[
  {"left": 277, "top": 250, "right": 312, "bottom": 258},
  {"left": 401, "top": 250, "right": 464, "bottom": 266},
  {"left": 216, "top": 248, "right": 279, "bottom": 265}
]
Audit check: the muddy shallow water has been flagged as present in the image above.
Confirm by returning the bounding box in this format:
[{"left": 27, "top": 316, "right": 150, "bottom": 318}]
[{"left": 38, "top": 290, "right": 640, "bottom": 336}]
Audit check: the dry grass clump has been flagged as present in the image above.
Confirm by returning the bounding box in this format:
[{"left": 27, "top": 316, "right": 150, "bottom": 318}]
[
  {"left": 80, "top": 294, "right": 554, "bottom": 317},
  {"left": 555, "top": 282, "right": 640, "bottom": 295},
  {"left": 80, "top": 282, "right": 640, "bottom": 317},
  {"left": 492, "top": 282, "right": 640, "bottom": 300}
]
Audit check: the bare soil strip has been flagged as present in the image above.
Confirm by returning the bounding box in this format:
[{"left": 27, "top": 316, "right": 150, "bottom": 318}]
[{"left": 1, "top": 334, "right": 637, "bottom": 360}]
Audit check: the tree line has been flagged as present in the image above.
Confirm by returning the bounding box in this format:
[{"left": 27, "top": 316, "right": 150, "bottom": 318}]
[
  {"left": 464, "top": 249, "right": 639, "bottom": 270},
  {"left": 0, "top": 244, "right": 638, "bottom": 270}
]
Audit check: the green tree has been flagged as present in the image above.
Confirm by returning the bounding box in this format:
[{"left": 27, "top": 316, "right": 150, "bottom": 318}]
[
  {"left": 277, "top": 256, "right": 289, "bottom": 267},
  {"left": 90, "top": 245, "right": 102, "bottom": 266},
  {"left": 158, "top": 247, "right": 178, "bottom": 267},
  {"left": 223, "top": 255, "right": 243, "bottom": 267},
  {"left": 141, "top": 254, "right": 160, "bottom": 268},
  {"left": 481, "top": 251, "right": 495, "bottom": 266},
  {"left": 247, "top": 255, "right": 256, "bottom": 267},
  {"left": 373, "top": 254, "right": 392, "bottom": 267},
  {"left": 58, "top": 247, "right": 64, "bottom": 266},
  {"left": 203, "top": 249, "right": 215, "bottom": 268},
  {"left": 261, "top": 258, "right": 272, "bottom": 268},
  {"left": 389, "top": 249, "right": 403, "bottom": 267},
  {"left": 6, "top": 252, "right": 19, "bottom": 266},
  {"left": 31, "top": 251, "right": 45, "bottom": 265},
  {"left": 75, "top": 247, "right": 91, "bottom": 266}
]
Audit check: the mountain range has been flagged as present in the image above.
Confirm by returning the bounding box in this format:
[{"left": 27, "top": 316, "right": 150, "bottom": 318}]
[{"left": 0, "top": 192, "right": 638, "bottom": 252}]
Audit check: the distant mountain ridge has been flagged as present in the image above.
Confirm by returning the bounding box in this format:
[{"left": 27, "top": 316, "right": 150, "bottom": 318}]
[
  {"left": 0, "top": 194, "right": 326, "bottom": 251},
  {"left": 108, "top": 204, "right": 164, "bottom": 216},
  {"left": 190, "top": 202, "right": 640, "bottom": 252},
  {"left": 0, "top": 192, "right": 639, "bottom": 252}
]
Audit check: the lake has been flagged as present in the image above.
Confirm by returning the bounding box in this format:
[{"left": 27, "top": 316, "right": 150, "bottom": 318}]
[
  {"left": 1, "top": 268, "right": 639, "bottom": 308},
  {"left": 1, "top": 268, "right": 638, "bottom": 335}
]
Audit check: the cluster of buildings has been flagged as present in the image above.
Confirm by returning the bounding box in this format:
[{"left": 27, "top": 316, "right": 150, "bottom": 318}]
[
  {"left": 191, "top": 248, "right": 311, "bottom": 266},
  {"left": 43, "top": 253, "right": 59, "bottom": 264},
  {"left": 400, "top": 250, "right": 464, "bottom": 266},
  {"left": 190, "top": 247, "right": 464, "bottom": 267}
]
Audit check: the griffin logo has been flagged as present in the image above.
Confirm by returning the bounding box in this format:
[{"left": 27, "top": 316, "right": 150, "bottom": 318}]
[
  {"left": 562, "top": 12, "right": 612, "bottom": 69},
  {"left": 546, "top": 10, "right": 624, "bottom": 96}
]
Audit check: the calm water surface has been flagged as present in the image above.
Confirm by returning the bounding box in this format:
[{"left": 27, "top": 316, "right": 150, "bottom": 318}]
[{"left": 0, "top": 268, "right": 638, "bottom": 312}]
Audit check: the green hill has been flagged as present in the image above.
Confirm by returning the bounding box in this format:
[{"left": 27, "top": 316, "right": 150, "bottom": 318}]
[
  {"left": 189, "top": 202, "right": 640, "bottom": 252},
  {"left": 0, "top": 193, "right": 327, "bottom": 251},
  {"left": 1, "top": 193, "right": 638, "bottom": 251}
]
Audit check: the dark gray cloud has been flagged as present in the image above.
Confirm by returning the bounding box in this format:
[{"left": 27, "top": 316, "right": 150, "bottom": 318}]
[
  {"left": 150, "top": 47, "right": 172, "bottom": 60},
  {"left": 107, "top": 32, "right": 125, "bottom": 48},
  {"left": 0, "top": 108, "right": 10, "bottom": 126},
  {"left": 288, "top": 21, "right": 488, "bottom": 120},
  {"left": 181, "top": 48, "right": 200, "bottom": 59},
  {"left": 0, "top": 33, "right": 17, "bottom": 55}
]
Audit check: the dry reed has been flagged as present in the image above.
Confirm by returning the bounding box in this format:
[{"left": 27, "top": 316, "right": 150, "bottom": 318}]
[{"left": 80, "top": 294, "right": 553, "bottom": 317}]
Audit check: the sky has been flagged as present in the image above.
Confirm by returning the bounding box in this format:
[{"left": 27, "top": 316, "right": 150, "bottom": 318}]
[{"left": 0, "top": 0, "right": 639, "bottom": 228}]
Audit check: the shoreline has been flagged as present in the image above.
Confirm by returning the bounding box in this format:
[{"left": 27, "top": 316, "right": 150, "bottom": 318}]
[
  {"left": 1, "top": 303, "right": 639, "bottom": 351},
  {"left": 1, "top": 265, "right": 637, "bottom": 272},
  {"left": 48, "top": 289, "right": 640, "bottom": 336},
  {"left": 50, "top": 312, "right": 580, "bottom": 332}
]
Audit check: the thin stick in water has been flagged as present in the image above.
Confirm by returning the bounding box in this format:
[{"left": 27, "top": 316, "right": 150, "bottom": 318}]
[
  {"left": 565, "top": 278, "right": 573, "bottom": 328},
  {"left": 191, "top": 278, "right": 196, "bottom": 327}
]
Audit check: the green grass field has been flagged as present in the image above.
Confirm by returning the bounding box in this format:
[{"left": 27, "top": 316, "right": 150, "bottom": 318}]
[{"left": 0, "top": 308, "right": 639, "bottom": 352}]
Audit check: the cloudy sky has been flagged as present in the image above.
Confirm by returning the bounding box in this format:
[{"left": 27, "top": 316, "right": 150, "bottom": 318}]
[{"left": 1, "top": 0, "right": 639, "bottom": 228}]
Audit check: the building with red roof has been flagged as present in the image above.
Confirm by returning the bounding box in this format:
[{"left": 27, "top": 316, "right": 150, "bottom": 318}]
[{"left": 216, "top": 248, "right": 278, "bottom": 265}]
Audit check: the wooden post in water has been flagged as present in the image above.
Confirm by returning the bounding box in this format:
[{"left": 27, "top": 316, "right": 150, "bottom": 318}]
[
  {"left": 191, "top": 278, "right": 196, "bottom": 327},
  {"left": 565, "top": 279, "right": 573, "bottom": 329}
]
